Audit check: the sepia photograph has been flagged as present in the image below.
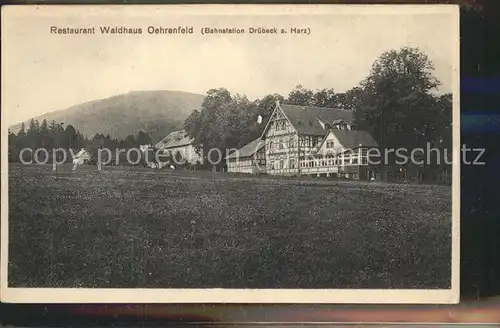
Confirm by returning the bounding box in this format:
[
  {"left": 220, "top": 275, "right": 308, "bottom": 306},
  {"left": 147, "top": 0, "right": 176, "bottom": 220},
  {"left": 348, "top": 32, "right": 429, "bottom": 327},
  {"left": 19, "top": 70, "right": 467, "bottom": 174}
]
[{"left": 1, "top": 4, "right": 459, "bottom": 303}]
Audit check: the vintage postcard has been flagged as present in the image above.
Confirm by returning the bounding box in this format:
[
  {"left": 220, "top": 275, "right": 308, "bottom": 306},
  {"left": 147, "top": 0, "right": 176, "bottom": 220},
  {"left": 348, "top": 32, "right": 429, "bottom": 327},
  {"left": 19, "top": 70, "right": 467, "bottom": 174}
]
[{"left": 1, "top": 4, "right": 460, "bottom": 303}]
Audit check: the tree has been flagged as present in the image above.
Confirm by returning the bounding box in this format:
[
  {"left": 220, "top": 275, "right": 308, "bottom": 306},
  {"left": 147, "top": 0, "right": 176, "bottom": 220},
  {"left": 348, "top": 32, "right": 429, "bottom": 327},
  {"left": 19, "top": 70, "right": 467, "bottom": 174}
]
[
  {"left": 184, "top": 109, "right": 202, "bottom": 146},
  {"left": 287, "top": 85, "right": 315, "bottom": 106},
  {"left": 256, "top": 93, "right": 285, "bottom": 113},
  {"left": 335, "top": 87, "right": 364, "bottom": 110},
  {"left": 18, "top": 122, "right": 26, "bottom": 138},
  {"left": 39, "top": 119, "right": 50, "bottom": 149},
  {"left": 184, "top": 88, "right": 268, "bottom": 168},
  {"left": 123, "top": 134, "right": 136, "bottom": 148},
  {"left": 49, "top": 121, "right": 64, "bottom": 148},
  {"left": 355, "top": 47, "right": 441, "bottom": 150},
  {"left": 136, "top": 130, "right": 152, "bottom": 146},
  {"left": 312, "top": 88, "right": 337, "bottom": 108},
  {"left": 8, "top": 130, "right": 19, "bottom": 162},
  {"left": 65, "top": 125, "right": 77, "bottom": 149},
  {"left": 184, "top": 88, "right": 233, "bottom": 165},
  {"left": 16, "top": 122, "right": 27, "bottom": 152},
  {"left": 353, "top": 46, "right": 451, "bottom": 181},
  {"left": 26, "top": 118, "right": 39, "bottom": 148}
]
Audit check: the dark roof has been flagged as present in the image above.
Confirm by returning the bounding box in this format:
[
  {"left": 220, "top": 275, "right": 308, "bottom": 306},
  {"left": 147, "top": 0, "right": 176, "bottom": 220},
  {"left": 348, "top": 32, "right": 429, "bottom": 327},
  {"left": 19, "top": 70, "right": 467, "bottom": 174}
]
[
  {"left": 226, "top": 138, "right": 265, "bottom": 159},
  {"left": 155, "top": 130, "right": 194, "bottom": 149},
  {"left": 280, "top": 104, "right": 354, "bottom": 136},
  {"left": 330, "top": 129, "right": 379, "bottom": 149}
]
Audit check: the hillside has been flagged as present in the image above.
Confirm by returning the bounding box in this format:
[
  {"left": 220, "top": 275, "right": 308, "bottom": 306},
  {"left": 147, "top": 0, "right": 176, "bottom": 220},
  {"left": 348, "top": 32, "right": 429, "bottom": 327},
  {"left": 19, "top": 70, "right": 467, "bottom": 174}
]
[{"left": 10, "top": 90, "right": 205, "bottom": 143}]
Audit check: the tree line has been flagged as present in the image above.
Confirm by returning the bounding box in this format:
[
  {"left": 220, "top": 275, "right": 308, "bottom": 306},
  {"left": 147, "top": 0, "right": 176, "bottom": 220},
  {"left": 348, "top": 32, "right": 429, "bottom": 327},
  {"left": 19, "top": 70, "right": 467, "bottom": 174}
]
[{"left": 8, "top": 118, "right": 154, "bottom": 163}]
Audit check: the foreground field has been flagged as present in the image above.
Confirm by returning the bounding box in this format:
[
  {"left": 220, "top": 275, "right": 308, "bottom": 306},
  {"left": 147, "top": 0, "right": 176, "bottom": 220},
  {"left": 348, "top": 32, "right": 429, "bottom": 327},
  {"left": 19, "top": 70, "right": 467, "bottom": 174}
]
[{"left": 8, "top": 164, "right": 452, "bottom": 288}]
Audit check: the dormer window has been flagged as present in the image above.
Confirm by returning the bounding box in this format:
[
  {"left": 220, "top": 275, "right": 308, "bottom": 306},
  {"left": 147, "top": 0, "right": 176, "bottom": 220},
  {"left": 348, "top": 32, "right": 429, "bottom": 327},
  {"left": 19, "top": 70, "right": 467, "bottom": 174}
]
[
  {"left": 317, "top": 118, "right": 329, "bottom": 130},
  {"left": 331, "top": 119, "right": 351, "bottom": 130}
]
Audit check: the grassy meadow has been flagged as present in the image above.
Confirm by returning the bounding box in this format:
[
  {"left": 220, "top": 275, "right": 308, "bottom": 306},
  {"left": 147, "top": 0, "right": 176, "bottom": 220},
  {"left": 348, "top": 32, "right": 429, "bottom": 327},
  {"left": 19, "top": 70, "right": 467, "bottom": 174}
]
[{"left": 8, "top": 163, "right": 452, "bottom": 289}]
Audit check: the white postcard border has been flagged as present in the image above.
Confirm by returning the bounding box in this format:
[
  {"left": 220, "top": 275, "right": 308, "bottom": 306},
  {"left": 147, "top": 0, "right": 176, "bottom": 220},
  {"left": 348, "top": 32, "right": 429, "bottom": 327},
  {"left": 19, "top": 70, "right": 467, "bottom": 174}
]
[{"left": 1, "top": 4, "right": 460, "bottom": 304}]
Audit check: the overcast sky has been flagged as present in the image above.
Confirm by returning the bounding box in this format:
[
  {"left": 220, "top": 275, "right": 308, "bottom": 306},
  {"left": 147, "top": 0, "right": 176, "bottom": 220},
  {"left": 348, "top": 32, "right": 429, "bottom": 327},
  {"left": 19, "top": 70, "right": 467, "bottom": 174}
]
[{"left": 2, "top": 5, "right": 458, "bottom": 125}]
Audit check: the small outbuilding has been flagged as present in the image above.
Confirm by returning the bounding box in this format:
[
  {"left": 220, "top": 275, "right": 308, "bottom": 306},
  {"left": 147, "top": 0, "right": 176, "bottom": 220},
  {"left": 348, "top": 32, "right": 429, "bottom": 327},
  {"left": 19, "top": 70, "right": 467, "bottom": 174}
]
[{"left": 226, "top": 138, "right": 266, "bottom": 174}]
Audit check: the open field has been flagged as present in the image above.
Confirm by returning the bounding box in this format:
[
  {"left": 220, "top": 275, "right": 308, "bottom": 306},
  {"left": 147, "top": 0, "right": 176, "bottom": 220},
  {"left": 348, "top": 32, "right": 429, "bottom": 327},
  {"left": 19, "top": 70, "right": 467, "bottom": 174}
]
[{"left": 8, "top": 163, "right": 452, "bottom": 289}]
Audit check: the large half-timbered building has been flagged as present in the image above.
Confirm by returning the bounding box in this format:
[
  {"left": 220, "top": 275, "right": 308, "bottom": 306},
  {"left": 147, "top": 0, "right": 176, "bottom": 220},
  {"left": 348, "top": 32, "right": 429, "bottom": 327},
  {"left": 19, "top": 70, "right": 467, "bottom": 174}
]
[
  {"left": 227, "top": 101, "right": 379, "bottom": 179},
  {"left": 259, "top": 101, "right": 379, "bottom": 179}
]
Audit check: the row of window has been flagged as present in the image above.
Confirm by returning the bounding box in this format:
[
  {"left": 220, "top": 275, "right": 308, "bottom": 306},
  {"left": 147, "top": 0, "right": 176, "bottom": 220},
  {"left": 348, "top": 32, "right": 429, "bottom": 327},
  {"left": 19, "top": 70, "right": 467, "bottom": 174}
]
[
  {"left": 228, "top": 159, "right": 266, "bottom": 165},
  {"left": 301, "top": 136, "right": 322, "bottom": 148},
  {"left": 268, "top": 136, "right": 329, "bottom": 151},
  {"left": 332, "top": 123, "right": 350, "bottom": 130},
  {"left": 273, "top": 120, "right": 288, "bottom": 131},
  {"left": 268, "top": 159, "right": 297, "bottom": 170},
  {"left": 267, "top": 137, "right": 345, "bottom": 151},
  {"left": 301, "top": 156, "right": 368, "bottom": 167},
  {"left": 268, "top": 156, "right": 369, "bottom": 170},
  {"left": 269, "top": 138, "right": 296, "bottom": 151}
]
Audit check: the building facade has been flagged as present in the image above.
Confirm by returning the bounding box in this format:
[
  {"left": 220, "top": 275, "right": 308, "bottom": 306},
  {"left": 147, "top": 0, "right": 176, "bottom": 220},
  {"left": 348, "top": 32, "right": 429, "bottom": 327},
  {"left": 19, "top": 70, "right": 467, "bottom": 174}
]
[
  {"left": 226, "top": 138, "right": 266, "bottom": 174},
  {"left": 258, "top": 102, "right": 379, "bottom": 179},
  {"left": 155, "top": 129, "right": 203, "bottom": 165}
]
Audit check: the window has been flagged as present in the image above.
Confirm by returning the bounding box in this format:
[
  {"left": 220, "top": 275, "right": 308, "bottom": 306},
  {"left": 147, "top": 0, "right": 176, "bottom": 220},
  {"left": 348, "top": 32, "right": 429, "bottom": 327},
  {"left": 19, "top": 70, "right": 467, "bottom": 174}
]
[
  {"left": 326, "top": 140, "right": 335, "bottom": 149},
  {"left": 280, "top": 160, "right": 284, "bottom": 169},
  {"left": 290, "top": 158, "right": 296, "bottom": 169},
  {"left": 269, "top": 141, "right": 274, "bottom": 151},
  {"left": 289, "top": 137, "right": 295, "bottom": 149},
  {"left": 278, "top": 138, "right": 284, "bottom": 149},
  {"left": 275, "top": 121, "right": 286, "bottom": 131},
  {"left": 305, "top": 136, "right": 311, "bottom": 147}
]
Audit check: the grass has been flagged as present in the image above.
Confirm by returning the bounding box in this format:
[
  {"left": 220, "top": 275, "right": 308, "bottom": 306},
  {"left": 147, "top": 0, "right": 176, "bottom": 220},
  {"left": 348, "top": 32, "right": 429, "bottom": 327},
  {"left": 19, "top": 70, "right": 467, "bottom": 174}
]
[{"left": 8, "top": 163, "right": 452, "bottom": 289}]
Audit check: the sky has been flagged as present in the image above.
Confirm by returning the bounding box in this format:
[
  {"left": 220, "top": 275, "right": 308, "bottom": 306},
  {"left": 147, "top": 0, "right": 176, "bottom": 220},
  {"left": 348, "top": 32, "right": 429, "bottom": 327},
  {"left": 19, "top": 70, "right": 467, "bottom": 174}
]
[{"left": 2, "top": 5, "right": 458, "bottom": 125}]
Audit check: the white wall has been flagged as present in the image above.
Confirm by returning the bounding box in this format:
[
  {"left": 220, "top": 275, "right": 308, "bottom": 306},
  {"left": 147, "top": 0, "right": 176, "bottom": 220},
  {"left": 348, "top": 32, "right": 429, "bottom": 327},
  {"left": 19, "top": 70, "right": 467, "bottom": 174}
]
[{"left": 168, "top": 144, "right": 203, "bottom": 164}]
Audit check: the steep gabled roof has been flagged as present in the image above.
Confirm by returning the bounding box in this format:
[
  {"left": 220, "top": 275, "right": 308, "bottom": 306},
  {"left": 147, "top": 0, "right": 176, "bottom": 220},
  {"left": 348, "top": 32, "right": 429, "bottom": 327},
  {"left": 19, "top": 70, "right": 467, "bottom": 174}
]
[
  {"left": 279, "top": 104, "right": 354, "bottom": 136},
  {"left": 155, "top": 129, "right": 194, "bottom": 149},
  {"left": 330, "top": 129, "right": 379, "bottom": 150},
  {"left": 226, "top": 138, "right": 265, "bottom": 160}
]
